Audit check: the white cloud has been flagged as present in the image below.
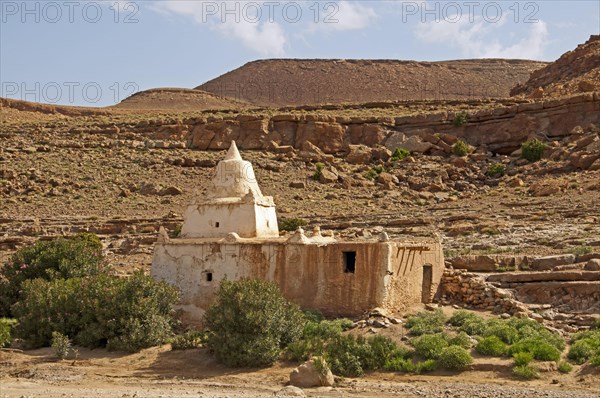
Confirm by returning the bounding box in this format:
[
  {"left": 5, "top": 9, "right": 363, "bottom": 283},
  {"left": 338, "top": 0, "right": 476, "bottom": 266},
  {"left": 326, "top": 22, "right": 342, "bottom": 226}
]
[
  {"left": 148, "top": 0, "right": 288, "bottom": 56},
  {"left": 326, "top": 1, "right": 377, "bottom": 31},
  {"left": 415, "top": 13, "right": 549, "bottom": 60}
]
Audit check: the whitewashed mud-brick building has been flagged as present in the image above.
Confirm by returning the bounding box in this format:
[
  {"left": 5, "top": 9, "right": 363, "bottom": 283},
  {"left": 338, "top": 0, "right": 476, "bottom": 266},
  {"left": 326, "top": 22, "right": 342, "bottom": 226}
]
[{"left": 152, "top": 142, "right": 444, "bottom": 324}]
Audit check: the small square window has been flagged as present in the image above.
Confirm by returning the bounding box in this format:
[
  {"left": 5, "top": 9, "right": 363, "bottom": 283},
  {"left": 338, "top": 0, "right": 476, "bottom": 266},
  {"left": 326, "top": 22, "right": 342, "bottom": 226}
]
[
  {"left": 206, "top": 272, "right": 213, "bottom": 282},
  {"left": 343, "top": 251, "right": 356, "bottom": 273},
  {"left": 215, "top": 222, "right": 220, "bottom": 228}
]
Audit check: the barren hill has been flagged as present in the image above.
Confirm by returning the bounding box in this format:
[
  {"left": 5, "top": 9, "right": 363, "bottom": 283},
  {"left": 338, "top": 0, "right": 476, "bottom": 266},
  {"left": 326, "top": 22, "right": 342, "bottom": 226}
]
[
  {"left": 197, "top": 58, "right": 547, "bottom": 107},
  {"left": 511, "top": 35, "right": 600, "bottom": 98},
  {"left": 114, "top": 88, "right": 250, "bottom": 111}
]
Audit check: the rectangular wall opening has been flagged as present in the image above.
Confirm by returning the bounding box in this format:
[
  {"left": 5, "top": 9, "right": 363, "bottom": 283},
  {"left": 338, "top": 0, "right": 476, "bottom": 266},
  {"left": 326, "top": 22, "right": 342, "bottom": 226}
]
[
  {"left": 343, "top": 251, "right": 356, "bottom": 273},
  {"left": 215, "top": 222, "right": 220, "bottom": 228},
  {"left": 206, "top": 272, "right": 213, "bottom": 282},
  {"left": 421, "top": 264, "right": 433, "bottom": 303}
]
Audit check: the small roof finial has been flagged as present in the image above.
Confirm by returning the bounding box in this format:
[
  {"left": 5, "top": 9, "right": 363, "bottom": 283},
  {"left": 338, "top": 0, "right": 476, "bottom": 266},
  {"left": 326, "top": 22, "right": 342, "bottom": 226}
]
[{"left": 224, "top": 141, "right": 242, "bottom": 161}]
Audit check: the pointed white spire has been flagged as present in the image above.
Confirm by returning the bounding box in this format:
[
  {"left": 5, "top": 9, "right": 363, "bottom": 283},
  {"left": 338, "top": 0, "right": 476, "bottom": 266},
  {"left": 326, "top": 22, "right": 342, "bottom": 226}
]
[{"left": 224, "top": 141, "right": 242, "bottom": 161}]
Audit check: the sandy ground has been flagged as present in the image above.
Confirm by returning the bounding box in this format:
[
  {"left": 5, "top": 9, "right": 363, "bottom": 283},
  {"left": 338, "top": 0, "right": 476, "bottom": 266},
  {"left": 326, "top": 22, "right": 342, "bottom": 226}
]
[{"left": 1, "top": 345, "right": 599, "bottom": 398}]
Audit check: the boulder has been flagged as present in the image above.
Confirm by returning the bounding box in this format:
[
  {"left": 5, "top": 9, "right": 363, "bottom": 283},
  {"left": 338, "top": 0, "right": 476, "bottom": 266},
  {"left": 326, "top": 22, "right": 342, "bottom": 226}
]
[
  {"left": 450, "top": 255, "right": 497, "bottom": 272},
  {"left": 530, "top": 254, "right": 576, "bottom": 271},
  {"left": 319, "top": 169, "right": 338, "bottom": 184},
  {"left": 159, "top": 186, "right": 183, "bottom": 196},
  {"left": 584, "top": 259, "right": 600, "bottom": 271},
  {"left": 289, "top": 358, "right": 334, "bottom": 388},
  {"left": 140, "top": 182, "right": 161, "bottom": 195},
  {"left": 274, "top": 386, "right": 306, "bottom": 397},
  {"left": 346, "top": 145, "right": 372, "bottom": 164},
  {"left": 384, "top": 131, "right": 407, "bottom": 151},
  {"left": 401, "top": 136, "right": 433, "bottom": 154},
  {"left": 289, "top": 181, "right": 307, "bottom": 189}
]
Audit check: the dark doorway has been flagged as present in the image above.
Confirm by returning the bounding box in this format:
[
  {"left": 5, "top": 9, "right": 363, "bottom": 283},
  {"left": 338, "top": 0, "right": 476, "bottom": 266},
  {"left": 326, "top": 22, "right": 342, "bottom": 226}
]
[
  {"left": 206, "top": 272, "right": 213, "bottom": 282},
  {"left": 343, "top": 251, "right": 356, "bottom": 273},
  {"left": 215, "top": 222, "right": 220, "bottom": 228},
  {"left": 421, "top": 264, "right": 433, "bottom": 303}
]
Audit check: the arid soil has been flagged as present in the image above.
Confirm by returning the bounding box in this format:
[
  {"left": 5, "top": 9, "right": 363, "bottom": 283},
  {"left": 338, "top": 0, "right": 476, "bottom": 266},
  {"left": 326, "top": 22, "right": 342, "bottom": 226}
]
[
  {"left": 1, "top": 326, "right": 599, "bottom": 398},
  {"left": 198, "top": 58, "right": 547, "bottom": 107},
  {"left": 115, "top": 88, "right": 251, "bottom": 112},
  {"left": 511, "top": 35, "right": 600, "bottom": 98}
]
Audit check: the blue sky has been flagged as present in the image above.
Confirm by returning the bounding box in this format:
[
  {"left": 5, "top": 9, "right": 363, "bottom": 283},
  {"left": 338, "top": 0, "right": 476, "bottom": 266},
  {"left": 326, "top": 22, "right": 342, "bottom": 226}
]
[{"left": 1, "top": 0, "right": 599, "bottom": 106}]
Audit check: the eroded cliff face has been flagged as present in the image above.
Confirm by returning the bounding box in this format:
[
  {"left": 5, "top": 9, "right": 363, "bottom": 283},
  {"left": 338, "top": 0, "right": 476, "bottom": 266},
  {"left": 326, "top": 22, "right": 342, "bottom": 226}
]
[
  {"left": 151, "top": 238, "right": 444, "bottom": 324},
  {"left": 180, "top": 93, "right": 600, "bottom": 155}
]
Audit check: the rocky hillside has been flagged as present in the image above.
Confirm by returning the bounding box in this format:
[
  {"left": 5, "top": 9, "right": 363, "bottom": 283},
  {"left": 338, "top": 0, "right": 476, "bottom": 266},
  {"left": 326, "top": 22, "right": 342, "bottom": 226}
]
[
  {"left": 511, "top": 35, "right": 600, "bottom": 98},
  {"left": 115, "top": 88, "right": 250, "bottom": 111},
  {"left": 198, "top": 59, "right": 547, "bottom": 107}
]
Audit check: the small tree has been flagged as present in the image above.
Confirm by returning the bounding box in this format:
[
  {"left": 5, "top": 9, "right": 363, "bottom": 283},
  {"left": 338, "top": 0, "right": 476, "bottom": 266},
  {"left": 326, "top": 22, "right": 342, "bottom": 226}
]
[
  {"left": 0, "top": 233, "right": 105, "bottom": 316},
  {"left": 205, "top": 279, "right": 304, "bottom": 367}
]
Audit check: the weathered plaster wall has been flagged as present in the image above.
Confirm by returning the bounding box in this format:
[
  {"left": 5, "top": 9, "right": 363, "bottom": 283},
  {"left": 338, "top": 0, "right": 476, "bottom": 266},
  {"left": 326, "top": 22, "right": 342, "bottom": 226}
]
[
  {"left": 181, "top": 202, "right": 278, "bottom": 238},
  {"left": 151, "top": 239, "right": 444, "bottom": 324}
]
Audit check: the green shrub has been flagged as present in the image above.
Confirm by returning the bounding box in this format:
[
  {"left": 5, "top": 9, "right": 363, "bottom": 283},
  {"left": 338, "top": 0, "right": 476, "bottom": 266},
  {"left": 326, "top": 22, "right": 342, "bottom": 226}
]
[
  {"left": 558, "top": 361, "right": 573, "bottom": 373},
  {"left": 0, "top": 234, "right": 105, "bottom": 316},
  {"left": 364, "top": 165, "right": 385, "bottom": 181},
  {"left": 521, "top": 138, "right": 546, "bottom": 162},
  {"left": 593, "top": 318, "right": 600, "bottom": 330},
  {"left": 313, "top": 163, "right": 325, "bottom": 181},
  {"left": 512, "top": 351, "right": 534, "bottom": 366},
  {"left": 448, "top": 310, "right": 482, "bottom": 327},
  {"left": 170, "top": 330, "right": 208, "bottom": 350},
  {"left": 452, "top": 140, "right": 470, "bottom": 156},
  {"left": 485, "top": 163, "right": 506, "bottom": 177},
  {"left": 476, "top": 336, "right": 507, "bottom": 357},
  {"left": 51, "top": 331, "right": 71, "bottom": 359},
  {"left": 279, "top": 218, "right": 308, "bottom": 232},
  {"left": 0, "top": 318, "right": 16, "bottom": 347},
  {"left": 13, "top": 271, "right": 179, "bottom": 352},
  {"left": 438, "top": 346, "right": 473, "bottom": 370},
  {"left": 483, "top": 319, "right": 518, "bottom": 344},
  {"left": 384, "top": 358, "right": 436, "bottom": 374},
  {"left": 571, "top": 245, "right": 592, "bottom": 256},
  {"left": 459, "top": 318, "right": 487, "bottom": 336},
  {"left": 449, "top": 331, "right": 472, "bottom": 349},
  {"left": 204, "top": 279, "right": 304, "bottom": 367},
  {"left": 568, "top": 340, "right": 597, "bottom": 364},
  {"left": 412, "top": 333, "right": 448, "bottom": 359},
  {"left": 513, "top": 365, "right": 539, "bottom": 380},
  {"left": 391, "top": 148, "right": 410, "bottom": 161},
  {"left": 286, "top": 318, "right": 353, "bottom": 362},
  {"left": 365, "top": 335, "right": 405, "bottom": 370},
  {"left": 507, "top": 318, "right": 566, "bottom": 351},
  {"left": 509, "top": 337, "right": 561, "bottom": 362},
  {"left": 406, "top": 310, "right": 446, "bottom": 336},
  {"left": 453, "top": 111, "right": 469, "bottom": 127},
  {"left": 591, "top": 355, "right": 600, "bottom": 366},
  {"left": 325, "top": 334, "right": 370, "bottom": 377}
]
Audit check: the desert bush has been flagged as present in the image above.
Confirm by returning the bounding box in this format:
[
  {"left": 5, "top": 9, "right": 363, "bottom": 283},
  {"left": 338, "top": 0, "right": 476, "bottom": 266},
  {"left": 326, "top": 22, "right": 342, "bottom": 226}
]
[
  {"left": 13, "top": 271, "right": 179, "bottom": 351},
  {"left": 364, "top": 165, "right": 385, "bottom": 181},
  {"left": 591, "top": 355, "right": 600, "bottom": 366},
  {"left": 0, "top": 233, "right": 105, "bottom": 316},
  {"left": 447, "top": 310, "right": 482, "bottom": 327},
  {"left": 476, "top": 336, "right": 507, "bottom": 357},
  {"left": 437, "top": 346, "right": 473, "bottom": 370},
  {"left": 279, "top": 218, "right": 308, "bottom": 232},
  {"left": 170, "top": 330, "right": 208, "bottom": 350},
  {"left": 384, "top": 358, "right": 436, "bottom": 374},
  {"left": 513, "top": 365, "right": 539, "bottom": 380},
  {"left": 521, "top": 138, "right": 546, "bottom": 162},
  {"left": 0, "top": 318, "right": 16, "bottom": 347},
  {"left": 507, "top": 318, "right": 566, "bottom": 351},
  {"left": 452, "top": 140, "right": 470, "bottom": 156},
  {"left": 204, "top": 279, "right": 304, "bottom": 367},
  {"left": 483, "top": 319, "right": 518, "bottom": 344},
  {"left": 286, "top": 318, "right": 352, "bottom": 361},
  {"left": 391, "top": 148, "right": 410, "bottom": 161},
  {"left": 485, "top": 163, "right": 506, "bottom": 177},
  {"left": 453, "top": 111, "right": 469, "bottom": 127},
  {"left": 558, "top": 361, "right": 573, "bottom": 373},
  {"left": 51, "top": 331, "right": 71, "bottom": 359},
  {"left": 325, "top": 334, "right": 371, "bottom": 377},
  {"left": 459, "top": 317, "right": 487, "bottom": 336},
  {"left": 512, "top": 351, "right": 534, "bottom": 366},
  {"left": 567, "top": 339, "right": 597, "bottom": 364},
  {"left": 448, "top": 331, "right": 472, "bottom": 349},
  {"left": 312, "top": 162, "right": 325, "bottom": 180},
  {"left": 412, "top": 333, "right": 448, "bottom": 360},
  {"left": 406, "top": 309, "right": 446, "bottom": 336},
  {"left": 509, "top": 337, "right": 561, "bottom": 362}
]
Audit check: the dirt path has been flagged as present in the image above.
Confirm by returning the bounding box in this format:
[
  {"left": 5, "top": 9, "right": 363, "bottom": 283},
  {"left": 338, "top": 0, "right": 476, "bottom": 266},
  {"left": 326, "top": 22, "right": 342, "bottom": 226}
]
[{"left": 1, "top": 347, "right": 599, "bottom": 398}]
